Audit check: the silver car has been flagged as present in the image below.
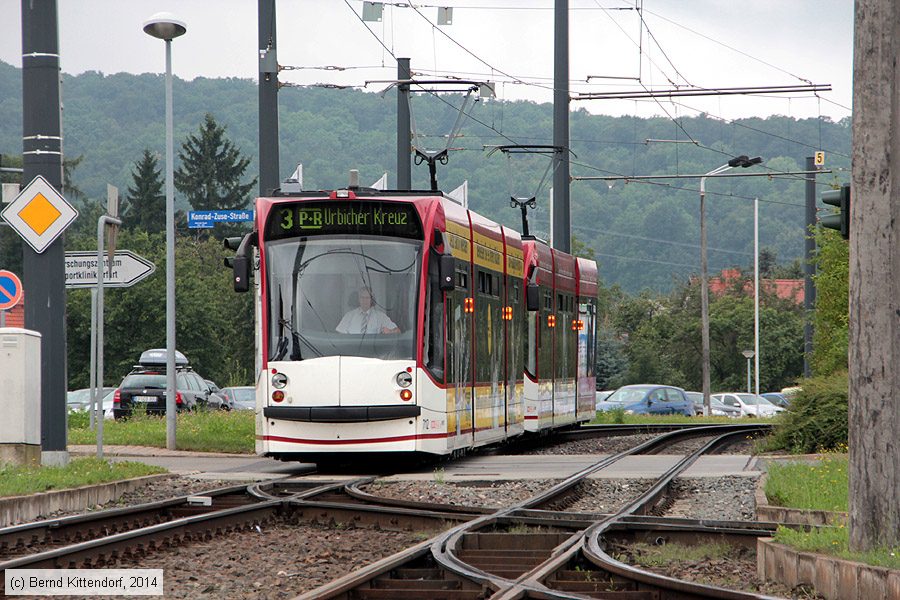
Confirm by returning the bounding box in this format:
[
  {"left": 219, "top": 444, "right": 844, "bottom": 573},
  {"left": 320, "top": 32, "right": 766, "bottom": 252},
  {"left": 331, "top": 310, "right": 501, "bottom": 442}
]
[{"left": 685, "top": 392, "right": 741, "bottom": 417}]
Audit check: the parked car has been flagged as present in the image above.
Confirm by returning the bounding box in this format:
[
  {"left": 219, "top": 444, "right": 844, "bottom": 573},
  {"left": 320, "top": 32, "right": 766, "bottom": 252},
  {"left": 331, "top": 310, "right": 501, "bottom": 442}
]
[
  {"left": 712, "top": 393, "right": 785, "bottom": 418},
  {"left": 761, "top": 392, "right": 790, "bottom": 408},
  {"left": 597, "top": 384, "right": 696, "bottom": 416},
  {"left": 220, "top": 386, "right": 256, "bottom": 410},
  {"left": 67, "top": 387, "right": 115, "bottom": 411},
  {"left": 595, "top": 390, "right": 614, "bottom": 410},
  {"left": 684, "top": 391, "right": 742, "bottom": 418},
  {"left": 113, "top": 349, "right": 228, "bottom": 418}
]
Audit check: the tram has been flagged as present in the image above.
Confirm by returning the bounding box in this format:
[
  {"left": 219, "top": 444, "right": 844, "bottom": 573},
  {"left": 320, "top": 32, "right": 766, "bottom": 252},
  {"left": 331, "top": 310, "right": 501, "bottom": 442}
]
[{"left": 228, "top": 182, "right": 597, "bottom": 461}]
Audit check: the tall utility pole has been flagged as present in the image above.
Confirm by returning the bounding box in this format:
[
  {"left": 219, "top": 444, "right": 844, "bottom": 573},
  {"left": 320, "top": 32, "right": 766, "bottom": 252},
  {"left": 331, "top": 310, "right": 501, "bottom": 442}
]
[
  {"left": 803, "top": 156, "right": 816, "bottom": 376},
  {"left": 258, "top": 0, "right": 280, "bottom": 196},
  {"left": 396, "top": 58, "right": 411, "bottom": 191},
  {"left": 551, "top": 0, "right": 570, "bottom": 252},
  {"left": 21, "top": 0, "right": 67, "bottom": 465},
  {"left": 849, "top": 0, "right": 900, "bottom": 552}
]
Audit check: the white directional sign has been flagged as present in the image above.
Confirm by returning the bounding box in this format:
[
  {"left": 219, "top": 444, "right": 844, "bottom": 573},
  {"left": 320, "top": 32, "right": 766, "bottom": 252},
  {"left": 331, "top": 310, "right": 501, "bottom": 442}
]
[
  {"left": 64, "top": 250, "right": 156, "bottom": 289},
  {"left": 1, "top": 175, "right": 78, "bottom": 253}
]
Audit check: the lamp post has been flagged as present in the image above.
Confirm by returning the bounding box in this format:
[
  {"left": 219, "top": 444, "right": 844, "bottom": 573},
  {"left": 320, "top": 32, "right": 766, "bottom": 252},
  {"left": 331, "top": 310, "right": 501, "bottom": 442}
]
[
  {"left": 700, "top": 155, "right": 762, "bottom": 416},
  {"left": 742, "top": 349, "right": 755, "bottom": 394},
  {"left": 143, "top": 13, "right": 186, "bottom": 450}
]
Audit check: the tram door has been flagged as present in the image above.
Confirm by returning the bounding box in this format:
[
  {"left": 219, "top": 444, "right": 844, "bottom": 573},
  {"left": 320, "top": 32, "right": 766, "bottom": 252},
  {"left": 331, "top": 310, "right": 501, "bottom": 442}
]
[{"left": 446, "top": 262, "right": 474, "bottom": 449}]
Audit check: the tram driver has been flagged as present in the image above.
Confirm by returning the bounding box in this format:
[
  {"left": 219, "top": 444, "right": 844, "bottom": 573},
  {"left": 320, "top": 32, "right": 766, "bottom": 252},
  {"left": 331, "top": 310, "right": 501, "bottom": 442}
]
[{"left": 336, "top": 287, "right": 400, "bottom": 335}]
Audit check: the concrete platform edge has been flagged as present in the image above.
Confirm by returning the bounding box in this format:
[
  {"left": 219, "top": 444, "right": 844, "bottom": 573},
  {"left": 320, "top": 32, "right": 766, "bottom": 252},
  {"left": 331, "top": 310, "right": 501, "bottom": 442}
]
[
  {"left": 758, "top": 538, "right": 899, "bottom": 600},
  {"left": 0, "top": 473, "right": 170, "bottom": 527}
]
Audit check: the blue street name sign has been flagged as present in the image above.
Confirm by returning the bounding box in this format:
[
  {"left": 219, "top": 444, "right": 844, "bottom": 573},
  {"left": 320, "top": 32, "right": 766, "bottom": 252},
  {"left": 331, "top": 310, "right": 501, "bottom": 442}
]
[{"left": 188, "top": 209, "right": 254, "bottom": 229}]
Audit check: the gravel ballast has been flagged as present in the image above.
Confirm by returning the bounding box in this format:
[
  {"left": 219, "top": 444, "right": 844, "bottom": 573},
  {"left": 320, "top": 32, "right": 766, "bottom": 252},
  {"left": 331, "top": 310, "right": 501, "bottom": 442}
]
[
  {"left": 665, "top": 476, "right": 758, "bottom": 521},
  {"left": 110, "top": 520, "right": 428, "bottom": 599},
  {"left": 365, "top": 480, "right": 553, "bottom": 508}
]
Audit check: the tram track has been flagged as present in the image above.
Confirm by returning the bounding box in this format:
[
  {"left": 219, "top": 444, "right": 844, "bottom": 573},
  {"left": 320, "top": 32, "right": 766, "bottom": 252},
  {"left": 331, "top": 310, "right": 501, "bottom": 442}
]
[
  {"left": 299, "top": 423, "right": 780, "bottom": 599},
  {"left": 0, "top": 423, "right": 777, "bottom": 598}
]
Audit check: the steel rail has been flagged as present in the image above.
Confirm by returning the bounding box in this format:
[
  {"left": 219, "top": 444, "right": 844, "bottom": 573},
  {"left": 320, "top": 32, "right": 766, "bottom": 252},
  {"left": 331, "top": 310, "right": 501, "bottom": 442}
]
[
  {"left": 299, "top": 424, "right": 766, "bottom": 599},
  {"left": 0, "top": 483, "right": 251, "bottom": 557}
]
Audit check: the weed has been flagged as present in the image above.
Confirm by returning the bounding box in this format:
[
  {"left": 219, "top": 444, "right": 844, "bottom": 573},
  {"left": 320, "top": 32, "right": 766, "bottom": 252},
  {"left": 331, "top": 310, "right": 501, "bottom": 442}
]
[{"left": 433, "top": 467, "right": 446, "bottom": 484}]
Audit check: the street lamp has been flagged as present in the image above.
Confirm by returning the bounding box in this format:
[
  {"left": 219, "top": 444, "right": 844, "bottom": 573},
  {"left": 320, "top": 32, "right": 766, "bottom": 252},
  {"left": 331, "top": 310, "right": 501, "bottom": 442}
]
[
  {"left": 700, "top": 155, "right": 762, "bottom": 416},
  {"left": 742, "top": 349, "right": 755, "bottom": 394},
  {"left": 143, "top": 12, "right": 186, "bottom": 450}
]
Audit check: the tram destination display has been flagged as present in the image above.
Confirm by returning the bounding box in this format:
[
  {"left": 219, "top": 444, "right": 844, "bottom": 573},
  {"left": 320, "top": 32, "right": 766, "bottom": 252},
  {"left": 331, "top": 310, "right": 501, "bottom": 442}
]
[{"left": 266, "top": 201, "right": 422, "bottom": 240}]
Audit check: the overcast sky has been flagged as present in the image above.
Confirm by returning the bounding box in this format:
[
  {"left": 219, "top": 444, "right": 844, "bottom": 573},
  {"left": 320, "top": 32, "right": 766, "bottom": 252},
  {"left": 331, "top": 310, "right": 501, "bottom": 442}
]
[{"left": 1, "top": 0, "right": 853, "bottom": 121}]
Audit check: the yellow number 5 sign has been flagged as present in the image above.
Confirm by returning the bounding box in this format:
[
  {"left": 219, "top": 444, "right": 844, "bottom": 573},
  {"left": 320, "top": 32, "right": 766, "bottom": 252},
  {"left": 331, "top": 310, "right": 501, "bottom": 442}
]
[{"left": 814, "top": 151, "right": 825, "bottom": 166}]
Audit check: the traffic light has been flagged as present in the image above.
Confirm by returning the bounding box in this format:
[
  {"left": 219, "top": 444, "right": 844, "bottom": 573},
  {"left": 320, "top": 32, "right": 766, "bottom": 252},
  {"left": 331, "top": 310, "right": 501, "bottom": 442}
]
[{"left": 821, "top": 184, "right": 850, "bottom": 240}]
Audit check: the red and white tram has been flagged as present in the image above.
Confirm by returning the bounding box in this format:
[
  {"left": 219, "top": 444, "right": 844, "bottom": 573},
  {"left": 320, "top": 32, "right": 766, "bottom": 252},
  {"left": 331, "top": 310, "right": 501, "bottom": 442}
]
[{"left": 230, "top": 186, "right": 597, "bottom": 461}]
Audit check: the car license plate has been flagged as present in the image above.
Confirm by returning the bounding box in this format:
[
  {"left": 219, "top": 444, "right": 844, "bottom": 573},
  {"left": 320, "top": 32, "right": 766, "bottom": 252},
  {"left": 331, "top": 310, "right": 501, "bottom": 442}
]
[{"left": 133, "top": 395, "right": 156, "bottom": 403}]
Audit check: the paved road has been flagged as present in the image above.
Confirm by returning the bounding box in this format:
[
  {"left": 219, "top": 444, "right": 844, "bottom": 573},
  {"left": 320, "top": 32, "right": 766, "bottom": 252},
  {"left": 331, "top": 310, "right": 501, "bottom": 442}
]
[{"left": 72, "top": 446, "right": 758, "bottom": 481}]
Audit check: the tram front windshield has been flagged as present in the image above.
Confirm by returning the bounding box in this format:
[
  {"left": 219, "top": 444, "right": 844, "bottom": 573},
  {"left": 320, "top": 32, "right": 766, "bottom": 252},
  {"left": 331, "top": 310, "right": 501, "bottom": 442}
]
[{"left": 266, "top": 236, "right": 421, "bottom": 361}]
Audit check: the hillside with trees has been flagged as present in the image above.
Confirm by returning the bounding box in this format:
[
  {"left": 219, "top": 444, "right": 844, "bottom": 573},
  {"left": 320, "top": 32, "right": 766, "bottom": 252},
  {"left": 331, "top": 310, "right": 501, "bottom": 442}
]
[
  {"left": 0, "top": 60, "right": 850, "bottom": 294},
  {"left": 0, "top": 61, "right": 846, "bottom": 390}
]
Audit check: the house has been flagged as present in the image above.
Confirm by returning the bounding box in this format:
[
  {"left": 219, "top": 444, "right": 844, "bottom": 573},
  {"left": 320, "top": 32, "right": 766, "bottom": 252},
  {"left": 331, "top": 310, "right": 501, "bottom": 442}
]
[{"left": 708, "top": 268, "right": 804, "bottom": 304}]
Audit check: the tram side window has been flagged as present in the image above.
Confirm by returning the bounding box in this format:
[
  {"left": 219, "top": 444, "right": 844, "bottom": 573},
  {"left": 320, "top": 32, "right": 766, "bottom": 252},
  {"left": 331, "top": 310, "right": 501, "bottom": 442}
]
[{"left": 424, "top": 250, "right": 445, "bottom": 381}]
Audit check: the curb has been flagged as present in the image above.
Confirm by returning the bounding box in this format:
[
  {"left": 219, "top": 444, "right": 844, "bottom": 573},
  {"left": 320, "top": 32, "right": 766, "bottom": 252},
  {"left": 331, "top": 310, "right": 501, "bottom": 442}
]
[
  {"left": 758, "top": 538, "right": 900, "bottom": 600},
  {"left": 68, "top": 445, "right": 251, "bottom": 458},
  {"left": 0, "top": 474, "right": 170, "bottom": 527}
]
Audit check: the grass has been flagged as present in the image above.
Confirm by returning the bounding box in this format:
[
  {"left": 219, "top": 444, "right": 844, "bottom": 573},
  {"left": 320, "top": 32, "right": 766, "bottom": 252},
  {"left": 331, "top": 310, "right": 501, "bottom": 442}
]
[
  {"left": 621, "top": 541, "right": 734, "bottom": 567},
  {"left": 764, "top": 453, "right": 848, "bottom": 511},
  {"left": 0, "top": 458, "right": 166, "bottom": 497},
  {"left": 68, "top": 409, "right": 255, "bottom": 454},
  {"left": 774, "top": 526, "right": 900, "bottom": 570},
  {"left": 589, "top": 409, "right": 748, "bottom": 425},
  {"left": 765, "top": 454, "right": 900, "bottom": 571}
]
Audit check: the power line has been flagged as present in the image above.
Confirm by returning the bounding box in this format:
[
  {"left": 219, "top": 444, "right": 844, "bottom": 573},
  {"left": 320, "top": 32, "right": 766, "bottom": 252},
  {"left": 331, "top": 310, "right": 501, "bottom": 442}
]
[{"left": 572, "top": 223, "right": 752, "bottom": 256}]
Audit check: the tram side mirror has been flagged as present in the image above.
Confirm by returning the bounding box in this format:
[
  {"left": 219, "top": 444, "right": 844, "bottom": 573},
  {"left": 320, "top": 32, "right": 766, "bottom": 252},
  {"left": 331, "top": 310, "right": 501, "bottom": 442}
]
[
  {"left": 439, "top": 254, "right": 456, "bottom": 292},
  {"left": 526, "top": 282, "right": 540, "bottom": 311},
  {"left": 233, "top": 256, "right": 250, "bottom": 293}
]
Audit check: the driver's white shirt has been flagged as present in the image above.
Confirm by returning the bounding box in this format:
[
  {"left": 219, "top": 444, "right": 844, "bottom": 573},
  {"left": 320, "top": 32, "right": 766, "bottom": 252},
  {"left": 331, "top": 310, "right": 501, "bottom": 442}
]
[{"left": 336, "top": 307, "right": 398, "bottom": 334}]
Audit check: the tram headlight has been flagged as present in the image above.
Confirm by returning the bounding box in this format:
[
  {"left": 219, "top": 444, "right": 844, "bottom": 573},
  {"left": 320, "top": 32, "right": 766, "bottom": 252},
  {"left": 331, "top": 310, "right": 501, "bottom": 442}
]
[
  {"left": 272, "top": 390, "right": 285, "bottom": 402},
  {"left": 395, "top": 372, "right": 413, "bottom": 388},
  {"left": 272, "top": 373, "right": 288, "bottom": 389}
]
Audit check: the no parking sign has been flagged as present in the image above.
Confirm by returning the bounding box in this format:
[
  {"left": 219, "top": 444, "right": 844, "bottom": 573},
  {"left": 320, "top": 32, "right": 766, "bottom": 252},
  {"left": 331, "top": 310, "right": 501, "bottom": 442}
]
[{"left": 0, "top": 270, "right": 23, "bottom": 311}]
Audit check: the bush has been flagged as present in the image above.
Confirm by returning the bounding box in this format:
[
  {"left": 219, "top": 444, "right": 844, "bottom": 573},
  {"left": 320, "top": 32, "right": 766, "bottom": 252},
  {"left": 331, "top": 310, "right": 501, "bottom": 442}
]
[{"left": 762, "top": 371, "right": 848, "bottom": 453}]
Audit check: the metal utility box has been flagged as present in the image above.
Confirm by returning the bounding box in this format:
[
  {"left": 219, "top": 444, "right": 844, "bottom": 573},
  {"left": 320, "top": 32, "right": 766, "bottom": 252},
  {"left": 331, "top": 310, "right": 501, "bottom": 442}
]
[{"left": 0, "top": 328, "right": 42, "bottom": 465}]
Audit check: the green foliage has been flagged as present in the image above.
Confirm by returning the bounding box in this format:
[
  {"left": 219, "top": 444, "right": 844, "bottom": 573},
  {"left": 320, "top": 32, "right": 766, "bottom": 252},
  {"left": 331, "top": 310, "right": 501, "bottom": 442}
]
[
  {"left": 68, "top": 411, "right": 255, "bottom": 454},
  {"left": 0, "top": 62, "right": 852, "bottom": 293},
  {"left": 123, "top": 149, "right": 165, "bottom": 234},
  {"left": 763, "top": 371, "right": 848, "bottom": 453},
  {"left": 773, "top": 526, "right": 900, "bottom": 570},
  {"left": 609, "top": 277, "right": 803, "bottom": 392},
  {"left": 65, "top": 229, "right": 255, "bottom": 390},
  {"left": 0, "top": 458, "right": 165, "bottom": 497},
  {"left": 811, "top": 228, "right": 849, "bottom": 374},
  {"left": 175, "top": 113, "right": 256, "bottom": 237},
  {"left": 765, "top": 454, "right": 848, "bottom": 511}
]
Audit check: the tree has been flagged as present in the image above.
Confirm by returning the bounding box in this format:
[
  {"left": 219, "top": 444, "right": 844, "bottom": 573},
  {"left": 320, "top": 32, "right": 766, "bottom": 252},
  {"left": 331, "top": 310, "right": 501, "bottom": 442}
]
[
  {"left": 174, "top": 113, "right": 256, "bottom": 236},
  {"left": 122, "top": 149, "right": 165, "bottom": 233},
  {"left": 848, "top": 0, "right": 900, "bottom": 552}
]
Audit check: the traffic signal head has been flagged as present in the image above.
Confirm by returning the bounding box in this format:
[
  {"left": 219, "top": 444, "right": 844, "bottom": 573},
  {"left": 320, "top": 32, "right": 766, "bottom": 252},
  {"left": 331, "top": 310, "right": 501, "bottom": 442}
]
[{"left": 821, "top": 184, "right": 850, "bottom": 240}]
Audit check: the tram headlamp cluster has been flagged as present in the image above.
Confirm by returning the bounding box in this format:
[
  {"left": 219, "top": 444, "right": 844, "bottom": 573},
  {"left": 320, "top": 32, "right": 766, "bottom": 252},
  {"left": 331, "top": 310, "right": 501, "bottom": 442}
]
[
  {"left": 395, "top": 372, "right": 413, "bottom": 388},
  {"left": 272, "top": 373, "right": 288, "bottom": 389}
]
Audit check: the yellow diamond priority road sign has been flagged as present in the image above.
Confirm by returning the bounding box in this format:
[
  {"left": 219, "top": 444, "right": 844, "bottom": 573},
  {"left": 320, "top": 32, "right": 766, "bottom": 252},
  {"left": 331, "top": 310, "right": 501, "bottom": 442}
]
[{"left": 1, "top": 175, "right": 78, "bottom": 254}]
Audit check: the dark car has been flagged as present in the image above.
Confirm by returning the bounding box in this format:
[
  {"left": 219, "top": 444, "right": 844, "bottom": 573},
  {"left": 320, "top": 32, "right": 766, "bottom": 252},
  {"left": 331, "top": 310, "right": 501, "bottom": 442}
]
[
  {"left": 220, "top": 386, "right": 255, "bottom": 410},
  {"left": 598, "top": 384, "right": 696, "bottom": 417},
  {"left": 113, "top": 350, "right": 228, "bottom": 418}
]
